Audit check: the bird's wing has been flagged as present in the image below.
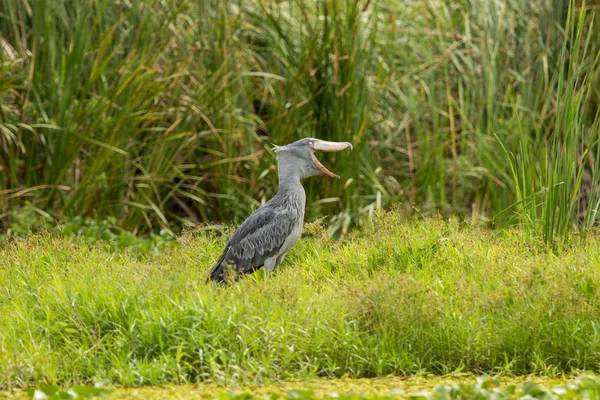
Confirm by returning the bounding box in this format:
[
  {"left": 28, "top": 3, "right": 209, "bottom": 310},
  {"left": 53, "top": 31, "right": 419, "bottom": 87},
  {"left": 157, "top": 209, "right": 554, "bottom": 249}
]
[{"left": 216, "top": 205, "right": 297, "bottom": 274}]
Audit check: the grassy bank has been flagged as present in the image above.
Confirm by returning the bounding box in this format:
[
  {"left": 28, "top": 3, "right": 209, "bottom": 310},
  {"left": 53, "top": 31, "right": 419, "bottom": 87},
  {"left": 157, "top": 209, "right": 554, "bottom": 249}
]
[
  {"left": 1, "top": 0, "right": 599, "bottom": 238},
  {"left": 6, "top": 375, "right": 596, "bottom": 399},
  {"left": 1, "top": 212, "right": 599, "bottom": 389},
  {"left": 5, "top": 375, "right": 600, "bottom": 399}
]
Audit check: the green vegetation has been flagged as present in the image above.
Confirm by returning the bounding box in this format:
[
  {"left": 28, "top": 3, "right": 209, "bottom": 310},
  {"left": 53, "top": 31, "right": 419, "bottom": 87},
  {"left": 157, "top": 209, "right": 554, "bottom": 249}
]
[
  {"left": 1, "top": 0, "right": 599, "bottom": 396},
  {"left": 1, "top": 212, "right": 599, "bottom": 389},
  {"left": 408, "top": 375, "right": 600, "bottom": 400},
  {"left": 12, "top": 374, "right": 600, "bottom": 399},
  {"left": 1, "top": 0, "right": 599, "bottom": 239},
  {"left": 2, "top": 203, "right": 177, "bottom": 251},
  {"left": 23, "top": 383, "right": 111, "bottom": 400}
]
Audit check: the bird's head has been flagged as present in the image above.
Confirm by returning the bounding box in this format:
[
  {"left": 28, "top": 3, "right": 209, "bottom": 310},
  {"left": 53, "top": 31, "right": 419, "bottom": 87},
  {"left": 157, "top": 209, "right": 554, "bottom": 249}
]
[{"left": 273, "top": 138, "right": 353, "bottom": 180}]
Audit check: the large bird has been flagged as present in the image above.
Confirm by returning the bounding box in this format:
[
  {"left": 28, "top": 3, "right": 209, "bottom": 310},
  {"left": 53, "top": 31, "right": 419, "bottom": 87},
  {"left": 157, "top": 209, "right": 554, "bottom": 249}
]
[{"left": 209, "top": 138, "right": 352, "bottom": 282}]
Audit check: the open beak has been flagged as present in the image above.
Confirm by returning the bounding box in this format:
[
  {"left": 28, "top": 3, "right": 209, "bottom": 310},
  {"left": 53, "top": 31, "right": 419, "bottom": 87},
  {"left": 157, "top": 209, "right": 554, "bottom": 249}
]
[{"left": 311, "top": 140, "right": 353, "bottom": 179}]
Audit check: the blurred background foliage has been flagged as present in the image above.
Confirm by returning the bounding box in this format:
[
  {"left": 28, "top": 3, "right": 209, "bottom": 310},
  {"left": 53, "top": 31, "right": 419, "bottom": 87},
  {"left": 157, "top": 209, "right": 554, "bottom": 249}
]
[{"left": 0, "top": 0, "right": 599, "bottom": 240}]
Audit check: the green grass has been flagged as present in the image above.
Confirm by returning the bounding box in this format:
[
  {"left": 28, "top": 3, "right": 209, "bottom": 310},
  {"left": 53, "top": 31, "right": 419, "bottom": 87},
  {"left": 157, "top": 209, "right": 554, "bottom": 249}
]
[
  {"left": 9, "top": 375, "right": 600, "bottom": 399},
  {"left": 4, "top": 374, "right": 599, "bottom": 399},
  {"left": 1, "top": 0, "right": 599, "bottom": 240},
  {"left": 1, "top": 211, "right": 599, "bottom": 389}
]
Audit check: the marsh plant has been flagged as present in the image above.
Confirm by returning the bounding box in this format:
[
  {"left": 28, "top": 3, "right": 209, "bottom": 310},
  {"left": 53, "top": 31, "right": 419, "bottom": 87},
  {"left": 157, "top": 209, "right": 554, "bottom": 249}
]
[{"left": 0, "top": 0, "right": 598, "bottom": 240}]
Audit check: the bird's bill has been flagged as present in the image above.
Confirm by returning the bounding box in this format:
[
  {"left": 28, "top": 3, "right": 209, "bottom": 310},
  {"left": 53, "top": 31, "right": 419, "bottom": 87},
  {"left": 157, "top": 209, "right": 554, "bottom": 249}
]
[
  {"left": 311, "top": 154, "right": 340, "bottom": 179},
  {"left": 312, "top": 140, "right": 353, "bottom": 152},
  {"left": 311, "top": 140, "right": 353, "bottom": 179}
]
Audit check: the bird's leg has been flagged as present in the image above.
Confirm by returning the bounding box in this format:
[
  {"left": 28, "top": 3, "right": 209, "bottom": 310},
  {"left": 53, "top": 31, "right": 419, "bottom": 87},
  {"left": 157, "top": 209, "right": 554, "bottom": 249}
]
[
  {"left": 275, "top": 253, "right": 286, "bottom": 270},
  {"left": 263, "top": 256, "right": 278, "bottom": 277},
  {"left": 264, "top": 253, "right": 287, "bottom": 280}
]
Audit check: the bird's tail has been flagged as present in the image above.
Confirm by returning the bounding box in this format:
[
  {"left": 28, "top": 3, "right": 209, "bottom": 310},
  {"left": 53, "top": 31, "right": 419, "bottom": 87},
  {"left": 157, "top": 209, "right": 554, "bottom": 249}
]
[{"left": 207, "top": 260, "right": 230, "bottom": 283}]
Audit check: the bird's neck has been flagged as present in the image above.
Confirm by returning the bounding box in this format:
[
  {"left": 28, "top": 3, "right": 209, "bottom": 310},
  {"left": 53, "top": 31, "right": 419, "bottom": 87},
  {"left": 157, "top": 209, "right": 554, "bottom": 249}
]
[
  {"left": 277, "top": 172, "right": 306, "bottom": 217},
  {"left": 276, "top": 166, "right": 306, "bottom": 219},
  {"left": 278, "top": 173, "right": 303, "bottom": 192},
  {"left": 277, "top": 159, "right": 304, "bottom": 191}
]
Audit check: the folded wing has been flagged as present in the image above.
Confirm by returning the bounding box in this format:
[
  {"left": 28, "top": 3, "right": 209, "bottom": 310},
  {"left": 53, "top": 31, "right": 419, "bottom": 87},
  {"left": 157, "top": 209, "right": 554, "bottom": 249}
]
[{"left": 209, "top": 206, "right": 296, "bottom": 281}]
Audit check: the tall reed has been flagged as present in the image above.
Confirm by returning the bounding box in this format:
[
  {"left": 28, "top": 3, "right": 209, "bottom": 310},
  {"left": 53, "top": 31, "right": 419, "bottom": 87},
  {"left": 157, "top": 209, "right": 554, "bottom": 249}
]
[{"left": 1, "top": 0, "right": 598, "bottom": 239}]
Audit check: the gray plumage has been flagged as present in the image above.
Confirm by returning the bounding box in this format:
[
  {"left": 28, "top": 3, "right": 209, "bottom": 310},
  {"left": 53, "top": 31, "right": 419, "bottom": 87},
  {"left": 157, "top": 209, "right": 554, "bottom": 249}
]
[{"left": 208, "top": 138, "right": 352, "bottom": 283}]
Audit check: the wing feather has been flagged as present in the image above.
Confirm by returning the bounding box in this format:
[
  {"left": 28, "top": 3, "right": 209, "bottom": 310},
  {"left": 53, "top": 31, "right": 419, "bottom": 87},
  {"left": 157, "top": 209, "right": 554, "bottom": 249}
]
[{"left": 220, "top": 205, "right": 296, "bottom": 274}]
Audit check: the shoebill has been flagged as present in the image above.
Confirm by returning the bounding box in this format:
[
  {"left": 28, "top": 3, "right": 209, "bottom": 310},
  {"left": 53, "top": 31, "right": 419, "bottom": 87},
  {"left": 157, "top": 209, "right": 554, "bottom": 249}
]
[{"left": 208, "top": 138, "right": 352, "bottom": 282}]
